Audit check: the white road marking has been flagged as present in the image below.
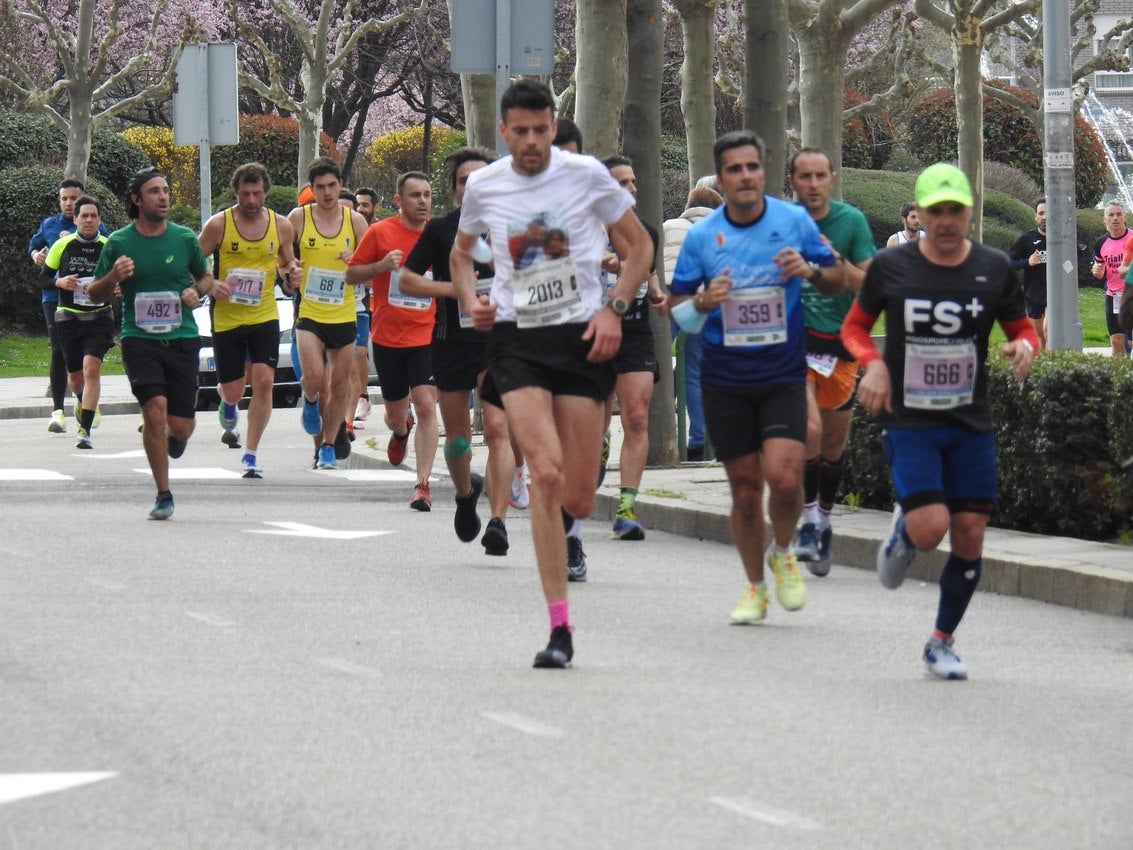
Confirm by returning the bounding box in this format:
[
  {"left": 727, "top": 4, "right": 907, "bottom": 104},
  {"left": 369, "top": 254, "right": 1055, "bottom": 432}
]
[
  {"left": 0, "top": 772, "right": 116, "bottom": 805},
  {"left": 708, "top": 796, "right": 821, "bottom": 830},
  {"left": 85, "top": 578, "right": 125, "bottom": 591},
  {"left": 337, "top": 469, "right": 420, "bottom": 482},
  {"left": 135, "top": 467, "right": 243, "bottom": 480},
  {"left": 0, "top": 469, "right": 72, "bottom": 481},
  {"left": 80, "top": 450, "right": 146, "bottom": 459},
  {"left": 481, "top": 712, "right": 564, "bottom": 738},
  {"left": 317, "top": 657, "right": 379, "bottom": 676},
  {"left": 185, "top": 610, "right": 236, "bottom": 628},
  {"left": 247, "top": 521, "right": 390, "bottom": 540}
]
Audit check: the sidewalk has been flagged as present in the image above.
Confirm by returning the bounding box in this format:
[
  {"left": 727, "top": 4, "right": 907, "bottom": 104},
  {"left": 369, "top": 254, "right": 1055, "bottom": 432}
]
[{"left": 3, "top": 373, "right": 1130, "bottom": 619}]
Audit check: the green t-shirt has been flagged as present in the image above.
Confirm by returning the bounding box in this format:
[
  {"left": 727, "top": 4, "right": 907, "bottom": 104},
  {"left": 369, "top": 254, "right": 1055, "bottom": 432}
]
[
  {"left": 800, "top": 200, "right": 876, "bottom": 334},
  {"left": 93, "top": 221, "right": 207, "bottom": 341}
]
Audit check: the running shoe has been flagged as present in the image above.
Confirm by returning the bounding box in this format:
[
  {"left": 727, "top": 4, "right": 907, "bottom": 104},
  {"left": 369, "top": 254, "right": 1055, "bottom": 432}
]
[
  {"left": 808, "top": 526, "right": 833, "bottom": 577},
  {"left": 729, "top": 583, "right": 770, "bottom": 625},
  {"left": 481, "top": 517, "right": 509, "bottom": 555},
  {"left": 767, "top": 549, "right": 807, "bottom": 611},
  {"left": 316, "top": 443, "right": 337, "bottom": 470},
  {"left": 596, "top": 430, "right": 611, "bottom": 488},
  {"left": 410, "top": 481, "right": 431, "bottom": 511},
  {"left": 75, "top": 428, "right": 92, "bottom": 450},
  {"left": 923, "top": 636, "right": 968, "bottom": 680},
  {"left": 346, "top": 421, "right": 356, "bottom": 441},
  {"left": 508, "top": 465, "right": 530, "bottom": 510},
  {"left": 612, "top": 515, "right": 645, "bottom": 541},
  {"left": 167, "top": 435, "right": 188, "bottom": 459},
  {"left": 454, "top": 473, "right": 483, "bottom": 542},
  {"left": 301, "top": 395, "right": 321, "bottom": 436},
  {"left": 567, "top": 536, "right": 587, "bottom": 582},
  {"left": 355, "top": 396, "right": 371, "bottom": 422},
  {"left": 48, "top": 409, "right": 66, "bottom": 433},
  {"left": 221, "top": 429, "right": 242, "bottom": 449},
  {"left": 387, "top": 411, "right": 414, "bottom": 466},
  {"left": 793, "top": 521, "right": 820, "bottom": 561},
  {"left": 241, "top": 452, "right": 261, "bottom": 476},
  {"left": 92, "top": 405, "right": 100, "bottom": 429},
  {"left": 533, "top": 625, "right": 573, "bottom": 669},
  {"left": 148, "top": 492, "right": 174, "bottom": 521},
  {"left": 334, "top": 421, "right": 351, "bottom": 460},
  {"left": 877, "top": 505, "right": 916, "bottom": 589}
]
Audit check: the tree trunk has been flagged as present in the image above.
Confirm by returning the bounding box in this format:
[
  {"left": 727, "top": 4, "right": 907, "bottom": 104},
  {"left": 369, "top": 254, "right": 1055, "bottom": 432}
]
[
  {"left": 674, "top": 0, "right": 716, "bottom": 186},
  {"left": 297, "top": 61, "right": 327, "bottom": 186},
  {"left": 746, "top": 0, "right": 790, "bottom": 197},
  {"left": 624, "top": 0, "right": 676, "bottom": 467},
  {"left": 953, "top": 19, "right": 985, "bottom": 240},
  {"left": 574, "top": 0, "right": 627, "bottom": 157},
  {"left": 794, "top": 17, "right": 851, "bottom": 186},
  {"left": 66, "top": 97, "right": 94, "bottom": 185},
  {"left": 460, "top": 73, "right": 498, "bottom": 149}
]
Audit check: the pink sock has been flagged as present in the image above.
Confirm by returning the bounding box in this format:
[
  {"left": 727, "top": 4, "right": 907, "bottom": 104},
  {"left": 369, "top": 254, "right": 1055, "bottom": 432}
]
[{"left": 548, "top": 599, "right": 570, "bottom": 631}]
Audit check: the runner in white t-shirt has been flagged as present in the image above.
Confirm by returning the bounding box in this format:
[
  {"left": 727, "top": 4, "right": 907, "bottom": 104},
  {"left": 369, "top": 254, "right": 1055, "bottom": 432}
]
[{"left": 450, "top": 79, "right": 653, "bottom": 669}]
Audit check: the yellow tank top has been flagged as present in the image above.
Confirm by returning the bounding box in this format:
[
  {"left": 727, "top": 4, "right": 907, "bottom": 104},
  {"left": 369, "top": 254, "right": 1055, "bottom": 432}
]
[
  {"left": 213, "top": 208, "right": 281, "bottom": 333},
  {"left": 297, "top": 205, "right": 356, "bottom": 325}
]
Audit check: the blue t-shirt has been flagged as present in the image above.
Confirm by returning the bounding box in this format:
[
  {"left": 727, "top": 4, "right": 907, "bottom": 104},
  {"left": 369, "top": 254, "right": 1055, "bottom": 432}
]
[{"left": 670, "top": 197, "right": 835, "bottom": 387}]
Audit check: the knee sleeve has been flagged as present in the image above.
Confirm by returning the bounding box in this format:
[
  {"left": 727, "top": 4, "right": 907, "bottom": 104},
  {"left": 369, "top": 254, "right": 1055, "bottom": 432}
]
[{"left": 443, "top": 436, "right": 471, "bottom": 459}]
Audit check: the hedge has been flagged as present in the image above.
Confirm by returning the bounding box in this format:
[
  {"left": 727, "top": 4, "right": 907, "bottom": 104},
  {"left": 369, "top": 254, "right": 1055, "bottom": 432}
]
[{"left": 840, "top": 352, "right": 1133, "bottom": 542}]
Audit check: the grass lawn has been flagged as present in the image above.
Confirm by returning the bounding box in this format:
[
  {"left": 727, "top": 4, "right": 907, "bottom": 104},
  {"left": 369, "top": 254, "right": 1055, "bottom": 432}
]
[{"left": 0, "top": 328, "right": 126, "bottom": 378}]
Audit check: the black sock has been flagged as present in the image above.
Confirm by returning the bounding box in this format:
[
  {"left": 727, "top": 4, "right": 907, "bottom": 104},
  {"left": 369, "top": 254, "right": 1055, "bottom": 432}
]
[
  {"left": 79, "top": 408, "right": 95, "bottom": 431},
  {"left": 818, "top": 455, "right": 843, "bottom": 512},
  {"left": 561, "top": 508, "right": 574, "bottom": 534},
  {"left": 935, "top": 554, "right": 982, "bottom": 635},
  {"left": 803, "top": 457, "right": 820, "bottom": 504}
]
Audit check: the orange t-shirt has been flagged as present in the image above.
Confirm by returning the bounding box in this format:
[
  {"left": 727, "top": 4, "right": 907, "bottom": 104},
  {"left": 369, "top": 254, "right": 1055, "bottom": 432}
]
[{"left": 350, "top": 215, "right": 433, "bottom": 348}]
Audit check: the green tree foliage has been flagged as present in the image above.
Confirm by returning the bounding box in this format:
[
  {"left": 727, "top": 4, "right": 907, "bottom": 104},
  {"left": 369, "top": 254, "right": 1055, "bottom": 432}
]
[
  {"left": 842, "top": 89, "right": 896, "bottom": 171},
  {"left": 365, "top": 124, "right": 465, "bottom": 202},
  {"left": 907, "top": 85, "right": 1107, "bottom": 208}
]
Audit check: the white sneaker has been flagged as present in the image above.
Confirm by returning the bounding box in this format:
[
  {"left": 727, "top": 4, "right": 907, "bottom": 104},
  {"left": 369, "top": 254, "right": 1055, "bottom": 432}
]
[
  {"left": 48, "top": 409, "right": 66, "bottom": 433},
  {"left": 923, "top": 637, "right": 968, "bottom": 680},
  {"left": 877, "top": 505, "right": 916, "bottom": 589},
  {"left": 509, "top": 464, "right": 530, "bottom": 510},
  {"left": 355, "top": 396, "right": 372, "bottom": 422}
]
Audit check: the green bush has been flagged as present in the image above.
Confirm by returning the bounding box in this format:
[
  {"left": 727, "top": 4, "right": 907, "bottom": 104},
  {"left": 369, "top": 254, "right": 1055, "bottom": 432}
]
[
  {"left": 212, "top": 184, "right": 301, "bottom": 217},
  {"left": 0, "top": 164, "right": 127, "bottom": 328},
  {"left": 907, "top": 84, "right": 1107, "bottom": 208},
  {"left": 211, "top": 114, "right": 339, "bottom": 195},
  {"left": 841, "top": 352, "right": 1133, "bottom": 541}
]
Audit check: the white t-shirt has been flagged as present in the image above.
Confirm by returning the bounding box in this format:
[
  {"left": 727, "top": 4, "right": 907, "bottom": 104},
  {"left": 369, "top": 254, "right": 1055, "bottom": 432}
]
[{"left": 458, "top": 147, "right": 634, "bottom": 324}]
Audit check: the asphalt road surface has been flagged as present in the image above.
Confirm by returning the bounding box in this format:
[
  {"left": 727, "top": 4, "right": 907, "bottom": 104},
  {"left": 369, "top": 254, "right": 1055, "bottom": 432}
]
[{"left": 1, "top": 415, "right": 1131, "bottom": 849}]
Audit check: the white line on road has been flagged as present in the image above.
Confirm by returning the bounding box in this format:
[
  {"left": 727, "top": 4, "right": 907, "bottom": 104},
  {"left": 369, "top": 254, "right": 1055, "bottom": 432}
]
[
  {"left": 481, "top": 712, "right": 564, "bottom": 738},
  {"left": 0, "top": 469, "right": 72, "bottom": 481},
  {"left": 336, "top": 469, "right": 420, "bottom": 482},
  {"left": 317, "top": 657, "right": 379, "bottom": 676},
  {"left": 184, "top": 610, "right": 237, "bottom": 628},
  {"left": 0, "top": 772, "right": 116, "bottom": 805},
  {"left": 79, "top": 450, "right": 146, "bottom": 459},
  {"left": 708, "top": 796, "right": 821, "bottom": 830},
  {"left": 247, "top": 522, "right": 391, "bottom": 540},
  {"left": 135, "top": 467, "right": 244, "bottom": 480}
]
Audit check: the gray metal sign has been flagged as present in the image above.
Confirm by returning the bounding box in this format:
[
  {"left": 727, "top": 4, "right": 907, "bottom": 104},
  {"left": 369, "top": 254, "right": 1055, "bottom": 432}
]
[
  {"left": 450, "top": 0, "right": 555, "bottom": 75},
  {"left": 173, "top": 43, "right": 239, "bottom": 146}
]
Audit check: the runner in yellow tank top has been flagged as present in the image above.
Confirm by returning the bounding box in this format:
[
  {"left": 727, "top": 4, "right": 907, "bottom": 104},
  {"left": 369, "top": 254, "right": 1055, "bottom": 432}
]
[
  {"left": 198, "top": 162, "right": 301, "bottom": 475},
  {"left": 286, "top": 156, "right": 370, "bottom": 469}
]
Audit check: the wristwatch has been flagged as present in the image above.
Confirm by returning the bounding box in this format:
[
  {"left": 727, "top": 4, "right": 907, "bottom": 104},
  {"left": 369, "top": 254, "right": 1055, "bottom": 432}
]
[
  {"left": 807, "top": 262, "right": 823, "bottom": 284},
  {"left": 607, "top": 296, "right": 630, "bottom": 316}
]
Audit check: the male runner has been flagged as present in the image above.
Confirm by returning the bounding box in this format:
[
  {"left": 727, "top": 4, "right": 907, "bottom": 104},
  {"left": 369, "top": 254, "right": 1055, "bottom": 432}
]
[
  {"left": 1008, "top": 198, "right": 1048, "bottom": 350},
  {"left": 1091, "top": 201, "right": 1132, "bottom": 358},
  {"left": 29, "top": 178, "right": 108, "bottom": 432},
  {"left": 286, "top": 157, "right": 370, "bottom": 470},
  {"left": 784, "top": 147, "right": 876, "bottom": 576},
  {"left": 398, "top": 147, "right": 518, "bottom": 552},
  {"left": 42, "top": 195, "right": 111, "bottom": 449},
  {"left": 346, "top": 171, "right": 437, "bottom": 509},
  {"left": 841, "top": 163, "right": 1038, "bottom": 679},
  {"left": 89, "top": 168, "right": 214, "bottom": 519},
  {"left": 451, "top": 79, "right": 653, "bottom": 668},
  {"left": 669, "top": 131, "right": 837, "bottom": 625},
  {"left": 885, "top": 201, "right": 923, "bottom": 248},
  {"left": 198, "top": 162, "right": 301, "bottom": 476}
]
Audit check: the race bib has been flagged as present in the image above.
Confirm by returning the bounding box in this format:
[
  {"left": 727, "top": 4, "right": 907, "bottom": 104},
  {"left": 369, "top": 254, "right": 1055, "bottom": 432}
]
[
  {"left": 388, "top": 268, "right": 431, "bottom": 311},
  {"left": 903, "top": 339, "right": 977, "bottom": 410},
  {"left": 72, "top": 276, "right": 102, "bottom": 308},
  {"left": 226, "top": 267, "right": 266, "bottom": 306},
  {"left": 805, "top": 352, "right": 837, "bottom": 378},
  {"left": 303, "top": 266, "right": 346, "bottom": 305},
  {"left": 459, "top": 276, "right": 494, "bottom": 329},
  {"left": 135, "top": 291, "right": 181, "bottom": 334},
  {"left": 513, "top": 257, "right": 585, "bottom": 329},
  {"left": 721, "top": 286, "right": 787, "bottom": 347}
]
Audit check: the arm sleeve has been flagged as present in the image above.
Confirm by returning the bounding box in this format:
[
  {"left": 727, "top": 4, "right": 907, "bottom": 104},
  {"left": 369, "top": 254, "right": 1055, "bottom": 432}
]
[
  {"left": 1007, "top": 233, "right": 1029, "bottom": 269},
  {"left": 1093, "top": 235, "right": 1107, "bottom": 263},
  {"left": 1001, "top": 315, "right": 1039, "bottom": 349},
  {"left": 800, "top": 215, "right": 837, "bottom": 267},
  {"left": 404, "top": 221, "right": 438, "bottom": 275},
  {"left": 840, "top": 300, "right": 882, "bottom": 367}
]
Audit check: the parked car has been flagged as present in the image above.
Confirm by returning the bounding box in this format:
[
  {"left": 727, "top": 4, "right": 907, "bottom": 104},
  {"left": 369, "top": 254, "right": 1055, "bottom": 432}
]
[{"left": 194, "top": 285, "right": 378, "bottom": 410}]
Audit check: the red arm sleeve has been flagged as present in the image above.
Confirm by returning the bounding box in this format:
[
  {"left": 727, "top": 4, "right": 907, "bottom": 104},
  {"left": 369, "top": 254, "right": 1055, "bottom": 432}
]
[
  {"left": 841, "top": 300, "right": 883, "bottom": 368},
  {"left": 1124, "top": 242, "right": 1133, "bottom": 265},
  {"left": 1001, "top": 316, "right": 1040, "bottom": 350}
]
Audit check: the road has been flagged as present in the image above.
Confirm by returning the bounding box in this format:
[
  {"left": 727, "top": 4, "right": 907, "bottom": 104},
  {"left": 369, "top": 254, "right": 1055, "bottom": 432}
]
[{"left": 1, "top": 414, "right": 1131, "bottom": 848}]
